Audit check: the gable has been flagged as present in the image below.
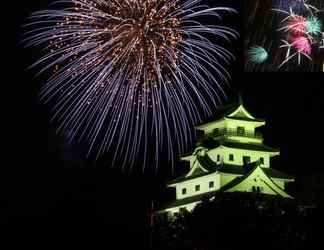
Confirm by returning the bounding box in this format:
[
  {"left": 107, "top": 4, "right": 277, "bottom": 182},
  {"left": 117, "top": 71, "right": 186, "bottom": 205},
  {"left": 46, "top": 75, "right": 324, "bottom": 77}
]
[
  {"left": 185, "top": 157, "right": 208, "bottom": 178},
  {"left": 224, "top": 166, "right": 293, "bottom": 198},
  {"left": 227, "top": 104, "right": 255, "bottom": 120}
]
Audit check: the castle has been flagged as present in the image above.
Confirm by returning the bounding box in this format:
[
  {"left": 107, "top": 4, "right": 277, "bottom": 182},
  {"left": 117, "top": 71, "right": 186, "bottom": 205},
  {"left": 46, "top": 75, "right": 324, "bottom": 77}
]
[{"left": 161, "top": 98, "right": 294, "bottom": 217}]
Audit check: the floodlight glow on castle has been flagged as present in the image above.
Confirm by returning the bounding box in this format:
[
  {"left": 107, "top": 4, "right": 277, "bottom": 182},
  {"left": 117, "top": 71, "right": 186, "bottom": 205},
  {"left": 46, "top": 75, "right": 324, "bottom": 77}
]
[{"left": 159, "top": 98, "right": 294, "bottom": 217}]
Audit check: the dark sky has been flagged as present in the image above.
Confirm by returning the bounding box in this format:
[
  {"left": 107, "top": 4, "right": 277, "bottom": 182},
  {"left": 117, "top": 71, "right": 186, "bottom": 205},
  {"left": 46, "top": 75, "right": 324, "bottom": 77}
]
[{"left": 2, "top": 0, "right": 324, "bottom": 248}]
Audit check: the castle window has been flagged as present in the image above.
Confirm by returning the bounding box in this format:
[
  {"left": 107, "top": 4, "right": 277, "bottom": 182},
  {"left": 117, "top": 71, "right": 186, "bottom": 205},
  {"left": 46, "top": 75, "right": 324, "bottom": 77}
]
[
  {"left": 217, "top": 155, "right": 220, "bottom": 161},
  {"left": 252, "top": 186, "right": 257, "bottom": 192},
  {"left": 260, "top": 157, "right": 264, "bottom": 164},
  {"left": 182, "top": 188, "right": 187, "bottom": 195},
  {"left": 195, "top": 185, "right": 200, "bottom": 191},
  {"left": 213, "top": 128, "right": 219, "bottom": 136},
  {"left": 229, "top": 154, "right": 234, "bottom": 161},
  {"left": 237, "top": 126, "right": 245, "bottom": 135},
  {"left": 243, "top": 156, "right": 251, "bottom": 164},
  {"left": 209, "top": 181, "right": 214, "bottom": 188}
]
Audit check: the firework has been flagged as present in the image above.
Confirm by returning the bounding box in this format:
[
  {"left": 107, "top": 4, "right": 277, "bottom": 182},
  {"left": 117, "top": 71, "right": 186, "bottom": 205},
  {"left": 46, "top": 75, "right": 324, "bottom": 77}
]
[
  {"left": 247, "top": 46, "right": 268, "bottom": 64},
  {"left": 306, "top": 16, "right": 322, "bottom": 35},
  {"left": 272, "top": 1, "right": 323, "bottom": 69},
  {"left": 292, "top": 36, "right": 312, "bottom": 54},
  {"left": 278, "top": 38, "right": 312, "bottom": 67},
  {"left": 23, "top": 0, "right": 237, "bottom": 171},
  {"left": 279, "top": 15, "right": 307, "bottom": 34}
]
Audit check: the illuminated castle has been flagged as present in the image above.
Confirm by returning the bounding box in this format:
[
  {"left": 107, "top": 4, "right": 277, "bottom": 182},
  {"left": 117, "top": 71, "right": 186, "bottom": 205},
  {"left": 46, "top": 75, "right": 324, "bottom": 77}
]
[{"left": 161, "top": 97, "right": 294, "bottom": 216}]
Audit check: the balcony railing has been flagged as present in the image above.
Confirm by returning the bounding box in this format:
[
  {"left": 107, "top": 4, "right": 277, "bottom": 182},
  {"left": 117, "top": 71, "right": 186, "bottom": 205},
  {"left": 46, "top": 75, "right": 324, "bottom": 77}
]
[{"left": 210, "top": 128, "right": 262, "bottom": 139}]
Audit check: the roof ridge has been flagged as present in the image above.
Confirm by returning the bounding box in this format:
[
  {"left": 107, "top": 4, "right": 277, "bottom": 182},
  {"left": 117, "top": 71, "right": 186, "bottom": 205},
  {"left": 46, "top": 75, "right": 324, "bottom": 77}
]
[
  {"left": 258, "top": 167, "right": 294, "bottom": 198},
  {"left": 220, "top": 163, "right": 259, "bottom": 192}
]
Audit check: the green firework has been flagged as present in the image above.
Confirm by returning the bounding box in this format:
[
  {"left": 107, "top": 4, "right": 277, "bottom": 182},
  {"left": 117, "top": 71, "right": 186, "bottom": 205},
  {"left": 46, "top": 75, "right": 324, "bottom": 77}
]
[
  {"left": 247, "top": 46, "right": 268, "bottom": 64},
  {"left": 306, "top": 17, "right": 322, "bottom": 35}
]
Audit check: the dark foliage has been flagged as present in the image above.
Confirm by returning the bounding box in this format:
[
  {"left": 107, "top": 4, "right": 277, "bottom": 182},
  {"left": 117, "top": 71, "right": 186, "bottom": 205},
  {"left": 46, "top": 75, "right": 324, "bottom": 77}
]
[{"left": 153, "top": 193, "right": 321, "bottom": 250}]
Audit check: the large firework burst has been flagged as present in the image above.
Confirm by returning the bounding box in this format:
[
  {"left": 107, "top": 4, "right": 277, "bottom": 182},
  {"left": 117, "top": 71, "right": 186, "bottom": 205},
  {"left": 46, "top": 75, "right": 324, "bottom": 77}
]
[{"left": 23, "top": 0, "right": 237, "bottom": 171}]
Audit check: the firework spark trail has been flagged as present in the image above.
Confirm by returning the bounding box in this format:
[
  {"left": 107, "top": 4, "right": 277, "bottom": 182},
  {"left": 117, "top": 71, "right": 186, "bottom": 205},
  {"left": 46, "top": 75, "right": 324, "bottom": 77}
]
[
  {"left": 273, "top": 0, "right": 319, "bottom": 15},
  {"left": 23, "top": 0, "right": 237, "bottom": 171}
]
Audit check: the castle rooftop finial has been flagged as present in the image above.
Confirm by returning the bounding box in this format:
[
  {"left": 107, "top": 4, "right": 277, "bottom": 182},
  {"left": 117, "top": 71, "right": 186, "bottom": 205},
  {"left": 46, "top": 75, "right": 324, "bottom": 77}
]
[{"left": 238, "top": 92, "right": 243, "bottom": 105}]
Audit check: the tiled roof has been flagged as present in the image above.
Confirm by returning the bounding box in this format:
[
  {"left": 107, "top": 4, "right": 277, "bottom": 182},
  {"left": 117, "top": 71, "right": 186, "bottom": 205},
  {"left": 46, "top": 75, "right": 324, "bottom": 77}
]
[
  {"left": 195, "top": 101, "right": 265, "bottom": 129},
  {"left": 220, "top": 141, "right": 279, "bottom": 152},
  {"left": 224, "top": 116, "right": 265, "bottom": 122},
  {"left": 163, "top": 163, "right": 294, "bottom": 209},
  {"left": 219, "top": 165, "right": 294, "bottom": 198},
  {"left": 168, "top": 156, "right": 293, "bottom": 185},
  {"left": 161, "top": 190, "right": 218, "bottom": 209},
  {"left": 197, "top": 154, "right": 218, "bottom": 172}
]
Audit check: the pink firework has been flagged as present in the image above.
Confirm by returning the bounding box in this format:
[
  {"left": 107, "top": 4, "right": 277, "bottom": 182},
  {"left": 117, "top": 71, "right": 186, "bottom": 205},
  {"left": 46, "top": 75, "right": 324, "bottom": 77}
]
[
  {"left": 287, "top": 15, "right": 307, "bottom": 35},
  {"left": 292, "top": 36, "right": 311, "bottom": 54}
]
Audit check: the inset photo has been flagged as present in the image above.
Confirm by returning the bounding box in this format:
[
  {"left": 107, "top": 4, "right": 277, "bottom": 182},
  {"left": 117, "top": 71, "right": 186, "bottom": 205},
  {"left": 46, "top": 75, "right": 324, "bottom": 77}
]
[{"left": 245, "top": 0, "right": 324, "bottom": 72}]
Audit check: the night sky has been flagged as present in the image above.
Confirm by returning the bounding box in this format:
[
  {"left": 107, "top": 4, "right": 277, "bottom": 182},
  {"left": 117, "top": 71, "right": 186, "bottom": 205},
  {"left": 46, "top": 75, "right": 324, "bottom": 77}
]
[{"left": 2, "top": 0, "right": 324, "bottom": 249}]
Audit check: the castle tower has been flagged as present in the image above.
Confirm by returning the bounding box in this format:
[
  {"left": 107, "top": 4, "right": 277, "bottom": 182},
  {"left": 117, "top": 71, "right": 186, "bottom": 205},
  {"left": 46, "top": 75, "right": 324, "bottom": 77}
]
[{"left": 161, "top": 98, "right": 294, "bottom": 217}]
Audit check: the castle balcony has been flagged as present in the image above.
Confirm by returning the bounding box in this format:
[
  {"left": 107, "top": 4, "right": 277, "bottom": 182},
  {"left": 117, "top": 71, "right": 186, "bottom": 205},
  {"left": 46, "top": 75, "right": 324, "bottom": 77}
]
[
  {"left": 212, "top": 128, "right": 262, "bottom": 139},
  {"left": 206, "top": 128, "right": 263, "bottom": 144},
  {"left": 196, "top": 128, "right": 263, "bottom": 145}
]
